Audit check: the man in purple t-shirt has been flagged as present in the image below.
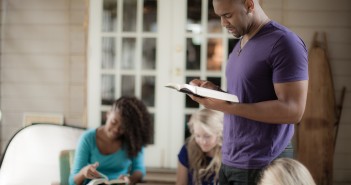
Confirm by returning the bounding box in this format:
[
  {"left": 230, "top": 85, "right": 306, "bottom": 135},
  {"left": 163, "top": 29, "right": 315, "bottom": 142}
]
[{"left": 189, "top": 0, "right": 308, "bottom": 184}]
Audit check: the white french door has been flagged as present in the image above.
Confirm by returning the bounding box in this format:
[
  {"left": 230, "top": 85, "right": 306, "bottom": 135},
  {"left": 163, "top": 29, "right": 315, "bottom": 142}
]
[{"left": 87, "top": 0, "right": 237, "bottom": 168}]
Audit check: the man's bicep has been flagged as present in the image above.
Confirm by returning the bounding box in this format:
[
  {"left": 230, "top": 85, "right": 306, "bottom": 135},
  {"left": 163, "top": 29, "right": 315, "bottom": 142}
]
[
  {"left": 275, "top": 80, "right": 308, "bottom": 109},
  {"left": 274, "top": 80, "right": 308, "bottom": 122},
  {"left": 274, "top": 80, "right": 307, "bottom": 100}
]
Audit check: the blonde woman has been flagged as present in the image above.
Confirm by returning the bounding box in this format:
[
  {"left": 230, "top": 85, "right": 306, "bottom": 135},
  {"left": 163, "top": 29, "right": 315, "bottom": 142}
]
[
  {"left": 177, "top": 109, "right": 223, "bottom": 185},
  {"left": 259, "top": 158, "right": 316, "bottom": 185}
]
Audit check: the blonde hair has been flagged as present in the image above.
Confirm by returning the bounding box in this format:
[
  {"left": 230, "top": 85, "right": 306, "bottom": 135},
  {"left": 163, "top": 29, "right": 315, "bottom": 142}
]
[
  {"left": 259, "top": 158, "right": 316, "bottom": 185},
  {"left": 186, "top": 109, "right": 223, "bottom": 184}
]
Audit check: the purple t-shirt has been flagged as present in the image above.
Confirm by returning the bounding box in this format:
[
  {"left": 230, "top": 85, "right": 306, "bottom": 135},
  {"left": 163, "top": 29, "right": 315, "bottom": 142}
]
[{"left": 222, "top": 21, "right": 308, "bottom": 169}]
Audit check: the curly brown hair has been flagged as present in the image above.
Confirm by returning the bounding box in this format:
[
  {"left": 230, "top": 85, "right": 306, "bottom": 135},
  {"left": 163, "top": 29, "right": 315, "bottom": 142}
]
[{"left": 112, "top": 96, "right": 153, "bottom": 158}]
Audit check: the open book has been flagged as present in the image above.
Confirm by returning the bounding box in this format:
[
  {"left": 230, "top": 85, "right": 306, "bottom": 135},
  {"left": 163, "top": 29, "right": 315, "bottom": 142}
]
[
  {"left": 87, "top": 172, "right": 127, "bottom": 185},
  {"left": 165, "top": 83, "right": 239, "bottom": 103}
]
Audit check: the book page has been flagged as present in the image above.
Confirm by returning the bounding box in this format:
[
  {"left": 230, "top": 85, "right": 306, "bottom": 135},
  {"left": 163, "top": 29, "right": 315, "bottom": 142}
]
[
  {"left": 87, "top": 178, "right": 126, "bottom": 185},
  {"left": 105, "top": 179, "right": 127, "bottom": 184},
  {"left": 165, "top": 83, "right": 239, "bottom": 102},
  {"left": 165, "top": 83, "right": 181, "bottom": 91},
  {"left": 87, "top": 178, "right": 106, "bottom": 185},
  {"left": 165, "top": 83, "right": 198, "bottom": 96},
  {"left": 195, "top": 86, "right": 239, "bottom": 102}
]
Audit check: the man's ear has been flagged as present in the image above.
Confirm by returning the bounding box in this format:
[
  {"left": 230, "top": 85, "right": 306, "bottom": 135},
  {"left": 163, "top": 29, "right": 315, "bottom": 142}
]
[{"left": 245, "top": 0, "right": 255, "bottom": 14}]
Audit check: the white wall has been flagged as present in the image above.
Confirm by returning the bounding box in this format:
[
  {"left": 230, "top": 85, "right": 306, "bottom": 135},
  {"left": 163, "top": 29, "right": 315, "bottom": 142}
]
[
  {"left": 263, "top": 0, "right": 351, "bottom": 184},
  {"left": 0, "top": 0, "right": 87, "bottom": 152}
]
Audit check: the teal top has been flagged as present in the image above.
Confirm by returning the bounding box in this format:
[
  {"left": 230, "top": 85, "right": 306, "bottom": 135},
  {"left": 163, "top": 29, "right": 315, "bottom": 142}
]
[{"left": 69, "top": 129, "right": 146, "bottom": 185}]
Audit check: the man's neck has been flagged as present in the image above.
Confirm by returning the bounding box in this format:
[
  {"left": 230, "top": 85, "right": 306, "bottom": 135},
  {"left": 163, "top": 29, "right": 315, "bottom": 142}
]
[{"left": 241, "top": 16, "right": 270, "bottom": 48}]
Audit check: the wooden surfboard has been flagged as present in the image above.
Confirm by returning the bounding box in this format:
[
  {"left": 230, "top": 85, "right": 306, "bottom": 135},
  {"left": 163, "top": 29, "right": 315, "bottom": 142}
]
[{"left": 296, "top": 32, "right": 336, "bottom": 185}]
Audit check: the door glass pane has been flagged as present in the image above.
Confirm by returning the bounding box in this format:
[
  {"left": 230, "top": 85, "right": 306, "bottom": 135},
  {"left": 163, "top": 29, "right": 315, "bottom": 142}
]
[
  {"left": 149, "top": 113, "right": 155, "bottom": 144},
  {"left": 141, "top": 76, "right": 155, "bottom": 107},
  {"left": 123, "top": 0, "right": 137, "bottom": 32},
  {"left": 228, "top": 38, "right": 240, "bottom": 57},
  {"left": 208, "top": 0, "right": 221, "bottom": 33},
  {"left": 101, "top": 37, "right": 116, "bottom": 69},
  {"left": 186, "top": 38, "right": 201, "bottom": 70},
  {"left": 186, "top": 0, "right": 202, "bottom": 33},
  {"left": 101, "top": 74, "right": 115, "bottom": 105},
  {"left": 143, "top": 0, "right": 158, "bottom": 32},
  {"left": 142, "top": 38, "right": 157, "bottom": 70},
  {"left": 121, "top": 38, "right": 136, "bottom": 69},
  {"left": 102, "top": 0, "right": 117, "bottom": 32},
  {"left": 121, "top": 75, "right": 135, "bottom": 96},
  {"left": 185, "top": 76, "right": 200, "bottom": 108},
  {"left": 184, "top": 114, "right": 192, "bottom": 141},
  {"left": 207, "top": 38, "right": 223, "bottom": 71},
  {"left": 101, "top": 111, "right": 107, "bottom": 125},
  {"left": 207, "top": 77, "right": 221, "bottom": 88}
]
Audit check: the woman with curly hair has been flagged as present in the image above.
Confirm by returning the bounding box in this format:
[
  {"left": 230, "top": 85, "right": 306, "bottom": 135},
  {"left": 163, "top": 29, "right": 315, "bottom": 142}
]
[
  {"left": 69, "top": 96, "right": 153, "bottom": 185},
  {"left": 177, "top": 109, "right": 224, "bottom": 185}
]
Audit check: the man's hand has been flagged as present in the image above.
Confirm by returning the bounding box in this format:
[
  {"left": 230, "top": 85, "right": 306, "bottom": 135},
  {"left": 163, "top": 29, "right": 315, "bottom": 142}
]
[
  {"left": 189, "top": 79, "right": 217, "bottom": 90},
  {"left": 188, "top": 79, "right": 230, "bottom": 111}
]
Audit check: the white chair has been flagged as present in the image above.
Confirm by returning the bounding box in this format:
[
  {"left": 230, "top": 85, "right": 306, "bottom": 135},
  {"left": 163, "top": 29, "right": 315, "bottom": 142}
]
[{"left": 0, "top": 124, "right": 85, "bottom": 185}]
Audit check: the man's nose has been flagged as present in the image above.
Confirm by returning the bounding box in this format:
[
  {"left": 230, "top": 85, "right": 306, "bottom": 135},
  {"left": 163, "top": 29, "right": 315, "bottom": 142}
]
[{"left": 221, "top": 17, "right": 229, "bottom": 27}]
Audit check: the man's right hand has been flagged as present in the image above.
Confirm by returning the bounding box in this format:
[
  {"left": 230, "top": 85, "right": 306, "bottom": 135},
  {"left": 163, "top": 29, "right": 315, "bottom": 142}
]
[{"left": 189, "top": 79, "right": 217, "bottom": 90}]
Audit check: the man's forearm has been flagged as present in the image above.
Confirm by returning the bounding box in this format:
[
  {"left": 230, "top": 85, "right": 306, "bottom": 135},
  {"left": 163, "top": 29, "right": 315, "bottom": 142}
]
[{"left": 219, "top": 100, "right": 304, "bottom": 124}]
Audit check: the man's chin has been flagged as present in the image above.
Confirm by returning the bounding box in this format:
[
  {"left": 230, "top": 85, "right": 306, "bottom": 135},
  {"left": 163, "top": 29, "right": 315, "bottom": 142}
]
[
  {"left": 227, "top": 30, "right": 241, "bottom": 38},
  {"left": 232, "top": 33, "right": 242, "bottom": 39}
]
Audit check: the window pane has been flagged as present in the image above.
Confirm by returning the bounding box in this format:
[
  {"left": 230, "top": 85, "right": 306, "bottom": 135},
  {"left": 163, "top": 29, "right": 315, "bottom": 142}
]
[
  {"left": 101, "top": 111, "right": 107, "bottom": 125},
  {"left": 101, "top": 74, "right": 115, "bottom": 105},
  {"left": 149, "top": 113, "right": 155, "bottom": 144},
  {"left": 207, "top": 77, "right": 221, "bottom": 88},
  {"left": 142, "top": 76, "right": 155, "bottom": 107},
  {"left": 121, "top": 38, "right": 136, "bottom": 69},
  {"left": 123, "top": 0, "right": 137, "bottom": 32},
  {"left": 101, "top": 37, "right": 116, "bottom": 69},
  {"left": 184, "top": 114, "right": 192, "bottom": 141},
  {"left": 186, "top": 38, "right": 201, "bottom": 70},
  {"left": 102, "top": 0, "right": 117, "bottom": 32},
  {"left": 208, "top": 0, "right": 221, "bottom": 33},
  {"left": 143, "top": 0, "right": 158, "bottom": 32},
  {"left": 142, "top": 38, "right": 157, "bottom": 70},
  {"left": 207, "top": 38, "right": 223, "bottom": 71},
  {"left": 121, "top": 75, "right": 135, "bottom": 96},
  {"left": 228, "top": 39, "right": 240, "bottom": 57},
  {"left": 185, "top": 76, "right": 200, "bottom": 108},
  {"left": 186, "top": 0, "right": 202, "bottom": 33}
]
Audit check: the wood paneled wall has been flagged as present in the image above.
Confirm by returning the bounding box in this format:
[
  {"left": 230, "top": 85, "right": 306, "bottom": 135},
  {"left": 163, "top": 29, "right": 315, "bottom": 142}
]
[
  {"left": 0, "top": 0, "right": 87, "bottom": 151},
  {"left": 263, "top": 0, "right": 351, "bottom": 184}
]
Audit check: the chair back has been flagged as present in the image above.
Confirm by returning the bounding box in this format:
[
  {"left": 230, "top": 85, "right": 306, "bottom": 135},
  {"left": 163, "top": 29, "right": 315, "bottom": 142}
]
[
  {"left": 0, "top": 124, "right": 85, "bottom": 185},
  {"left": 59, "top": 149, "right": 75, "bottom": 185}
]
